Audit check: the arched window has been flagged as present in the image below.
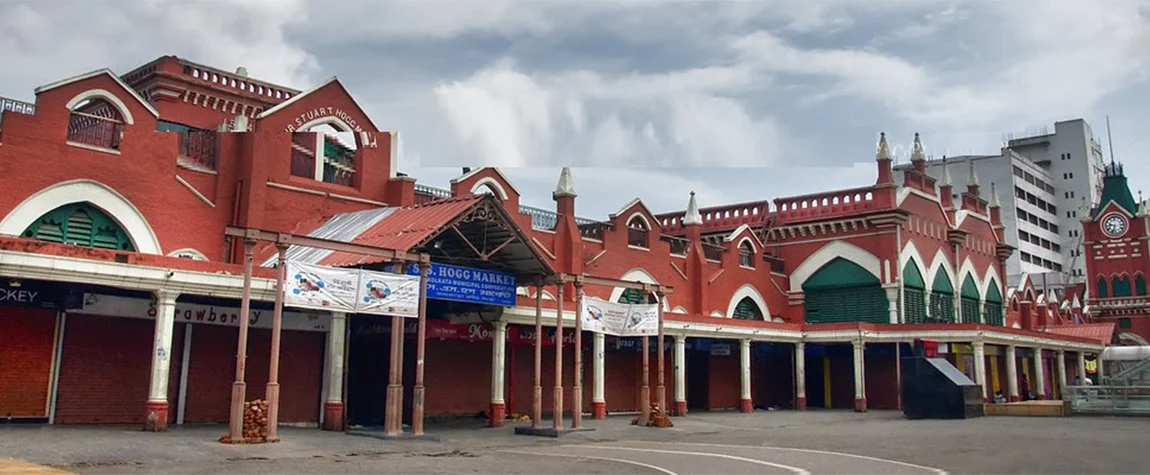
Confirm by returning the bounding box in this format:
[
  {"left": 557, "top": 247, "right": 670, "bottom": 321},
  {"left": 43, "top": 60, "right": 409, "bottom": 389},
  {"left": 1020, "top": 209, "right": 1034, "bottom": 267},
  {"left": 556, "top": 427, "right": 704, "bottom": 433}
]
[
  {"left": 732, "top": 296, "right": 764, "bottom": 320},
  {"left": 21, "top": 203, "right": 135, "bottom": 251},
  {"left": 1136, "top": 274, "right": 1147, "bottom": 296},
  {"left": 930, "top": 271, "right": 955, "bottom": 322},
  {"left": 959, "top": 275, "right": 981, "bottom": 323},
  {"left": 902, "top": 261, "right": 927, "bottom": 323},
  {"left": 802, "top": 257, "right": 888, "bottom": 324},
  {"left": 67, "top": 98, "right": 125, "bottom": 150},
  {"left": 984, "top": 279, "right": 1004, "bottom": 326},
  {"left": 618, "top": 288, "right": 657, "bottom": 305},
  {"left": 1096, "top": 277, "right": 1109, "bottom": 298},
  {"left": 627, "top": 216, "right": 649, "bottom": 248},
  {"left": 738, "top": 240, "right": 755, "bottom": 268},
  {"left": 1113, "top": 275, "right": 1133, "bottom": 297},
  {"left": 290, "top": 123, "right": 358, "bottom": 187}
]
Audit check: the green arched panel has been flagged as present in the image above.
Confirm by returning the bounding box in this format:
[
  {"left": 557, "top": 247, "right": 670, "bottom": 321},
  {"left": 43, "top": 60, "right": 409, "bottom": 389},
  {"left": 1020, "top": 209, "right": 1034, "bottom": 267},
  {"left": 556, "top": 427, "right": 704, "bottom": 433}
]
[
  {"left": 931, "top": 270, "right": 954, "bottom": 294},
  {"left": 618, "top": 288, "right": 656, "bottom": 305},
  {"left": 902, "top": 261, "right": 926, "bottom": 289},
  {"left": 803, "top": 257, "right": 887, "bottom": 324},
  {"left": 928, "top": 269, "right": 955, "bottom": 322},
  {"left": 1112, "top": 276, "right": 1133, "bottom": 298},
  {"left": 1096, "top": 277, "right": 1109, "bottom": 298},
  {"left": 732, "top": 297, "right": 764, "bottom": 320},
  {"left": 1136, "top": 275, "right": 1147, "bottom": 296},
  {"left": 984, "top": 279, "right": 1004, "bottom": 326},
  {"left": 21, "top": 203, "right": 135, "bottom": 252},
  {"left": 802, "top": 257, "right": 880, "bottom": 290},
  {"left": 985, "top": 280, "right": 1003, "bottom": 303},
  {"left": 959, "top": 274, "right": 981, "bottom": 323}
]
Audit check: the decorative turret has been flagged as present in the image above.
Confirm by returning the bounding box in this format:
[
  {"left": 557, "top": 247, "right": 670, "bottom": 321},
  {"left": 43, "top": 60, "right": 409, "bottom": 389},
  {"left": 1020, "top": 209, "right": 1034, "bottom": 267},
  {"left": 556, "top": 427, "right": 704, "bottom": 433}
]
[
  {"left": 966, "top": 159, "right": 980, "bottom": 197},
  {"left": 989, "top": 182, "right": 1003, "bottom": 228},
  {"left": 875, "top": 132, "right": 894, "bottom": 186},
  {"left": 553, "top": 167, "right": 577, "bottom": 216},
  {"left": 910, "top": 132, "right": 926, "bottom": 173},
  {"left": 684, "top": 191, "right": 702, "bottom": 226},
  {"left": 1092, "top": 160, "right": 1138, "bottom": 218},
  {"left": 1139, "top": 191, "right": 1148, "bottom": 217},
  {"left": 938, "top": 157, "right": 954, "bottom": 209}
]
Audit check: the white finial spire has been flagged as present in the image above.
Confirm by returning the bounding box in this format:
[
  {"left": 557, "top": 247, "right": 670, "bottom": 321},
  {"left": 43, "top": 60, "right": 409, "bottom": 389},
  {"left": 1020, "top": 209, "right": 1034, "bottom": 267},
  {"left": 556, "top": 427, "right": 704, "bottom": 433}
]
[
  {"left": 967, "top": 160, "right": 979, "bottom": 187},
  {"left": 876, "top": 132, "right": 891, "bottom": 161},
  {"left": 684, "top": 191, "right": 702, "bottom": 226},
  {"left": 990, "top": 182, "right": 1001, "bottom": 207},
  {"left": 911, "top": 133, "right": 925, "bottom": 162},
  {"left": 554, "top": 167, "right": 577, "bottom": 198},
  {"left": 939, "top": 157, "right": 952, "bottom": 186}
]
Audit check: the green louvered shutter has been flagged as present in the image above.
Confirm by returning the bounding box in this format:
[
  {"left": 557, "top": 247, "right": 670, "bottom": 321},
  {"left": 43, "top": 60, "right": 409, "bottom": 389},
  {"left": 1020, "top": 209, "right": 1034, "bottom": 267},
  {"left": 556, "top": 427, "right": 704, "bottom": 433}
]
[
  {"left": 803, "top": 257, "right": 888, "bottom": 324},
  {"left": 930, "top": 271, "right": 955, "bottom": 322},
  {"left": 960, "top": 275, "right": 981, "bottom": 323},
  {"left": 984, "top": 280, "right": 1004, "bottom": 326},
  {"left": 733, "top": 297, "right": 764, "bottom": 320},
  {"left": 903, "top": 261, "right": 927, "bottom": 324},
  {"left": 21, "top": 203, "right": 135, "bottom": 251}
]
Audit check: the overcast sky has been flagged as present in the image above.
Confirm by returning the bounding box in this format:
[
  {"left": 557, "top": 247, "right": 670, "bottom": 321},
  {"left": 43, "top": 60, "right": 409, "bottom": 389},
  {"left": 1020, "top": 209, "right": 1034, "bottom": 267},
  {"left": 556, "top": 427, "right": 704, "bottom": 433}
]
[{"left": 2, "top": 0, "right": 1148, "bottom": 220}]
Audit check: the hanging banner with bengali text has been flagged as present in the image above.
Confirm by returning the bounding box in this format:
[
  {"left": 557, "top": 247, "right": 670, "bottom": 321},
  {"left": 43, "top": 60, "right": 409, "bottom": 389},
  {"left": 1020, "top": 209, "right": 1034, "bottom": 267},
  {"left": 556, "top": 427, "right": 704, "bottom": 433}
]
[
  {"left": 284, "top": 261, "right": 360, "bottom": 312},
  {"left": 355, "top": 268, "right": 421, "bottom": 318},
  {"left": 580, "top": 296, "right": 659, "bottom": 337}
]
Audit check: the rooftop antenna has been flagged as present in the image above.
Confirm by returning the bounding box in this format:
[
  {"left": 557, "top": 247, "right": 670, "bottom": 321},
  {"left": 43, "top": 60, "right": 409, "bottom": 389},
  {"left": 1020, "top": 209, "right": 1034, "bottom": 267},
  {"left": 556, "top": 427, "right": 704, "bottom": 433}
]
[{"left": 1106, "top": 115, "right": 1117, "bottom": 166}]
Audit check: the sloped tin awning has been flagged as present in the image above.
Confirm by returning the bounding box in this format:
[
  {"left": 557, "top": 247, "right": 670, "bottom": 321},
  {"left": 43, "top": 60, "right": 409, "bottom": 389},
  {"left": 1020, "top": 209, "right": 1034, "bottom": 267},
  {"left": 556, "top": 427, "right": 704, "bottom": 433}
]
[
  {"left": 1044, "top": 322, "right": 1117, "bottom": 346},
  {"left": 264, "top": 194, "right": 553, "bottom": 278}
]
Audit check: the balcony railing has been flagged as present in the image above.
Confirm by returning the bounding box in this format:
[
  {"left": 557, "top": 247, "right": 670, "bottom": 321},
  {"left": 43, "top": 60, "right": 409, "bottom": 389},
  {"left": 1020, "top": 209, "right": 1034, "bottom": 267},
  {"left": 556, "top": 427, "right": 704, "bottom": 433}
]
[
  {"left": 661, "top": 235, "right": 689, "bottom": 256},
  {"left": 703, "top": 243, "right": 724, "bottom": 261},
  {"left": 0, "top": 96, "right": 35, "bottom": 127},
  {"left": 67, "top": 112, "right": 123, "bottom": 150},
  {"left": 1066, "top": 386, "right": 1150, "bottom": 415}
]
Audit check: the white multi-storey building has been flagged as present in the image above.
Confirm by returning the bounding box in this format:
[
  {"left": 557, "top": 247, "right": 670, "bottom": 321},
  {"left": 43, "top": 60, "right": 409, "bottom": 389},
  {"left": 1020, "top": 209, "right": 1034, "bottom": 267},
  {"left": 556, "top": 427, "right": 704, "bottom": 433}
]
[{"left": 894, "top": 118, "right": 1108, "bottom": 288}]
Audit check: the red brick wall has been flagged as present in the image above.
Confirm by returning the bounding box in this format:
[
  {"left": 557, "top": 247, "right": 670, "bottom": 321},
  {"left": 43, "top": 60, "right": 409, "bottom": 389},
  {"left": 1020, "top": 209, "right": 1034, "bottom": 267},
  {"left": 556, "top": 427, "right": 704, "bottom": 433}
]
[
  {"left": 0, "top": 307, "right": 57, "bottom": 418},
  {"left": 55, "top": 314, "right": 183, "bottom": 424},
  {"left": 424, "top": 339, "right": 492, "bottom": 417},
  {"left": 508, "top": 342, "right": 579, "bottom": 418}
]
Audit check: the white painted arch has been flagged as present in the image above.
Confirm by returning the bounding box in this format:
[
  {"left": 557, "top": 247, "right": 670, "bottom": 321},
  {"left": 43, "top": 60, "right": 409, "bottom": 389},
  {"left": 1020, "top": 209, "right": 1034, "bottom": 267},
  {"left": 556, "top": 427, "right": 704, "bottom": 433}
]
[
  {"left": 168, "top": 248, "right": 208, "bottom": 261},
  {"left": 725, "top": 284, "right": 770, "bottom": 320},
  {"left": 0, "top": 179, "right": 162, "bottom": 255},
  {"left": 789, "top": 240, "right": 882, "bottom": 293},
  {"left": 735, "top": 236, "right": 757, "bottom": 253},
  {"left": 66, "top": 88, "right": 136, "bottom": 125},
  {"left": 899, "top": 241, "right": 929, "bottom": 288},
  {"left": 297, "top": 115, "right": 356, "bottom": 134},
  {"left": 957, "top": 257, "right": 984, "bottom": 300},
  {"left": 625, "top": 211, "right": 652, "bottom": 230},
  {"left": 470, "top": 177, "right": 510, "bottom": 201},
  {"left": 607, "top": 268, "right": 671, "bottom": 310}
]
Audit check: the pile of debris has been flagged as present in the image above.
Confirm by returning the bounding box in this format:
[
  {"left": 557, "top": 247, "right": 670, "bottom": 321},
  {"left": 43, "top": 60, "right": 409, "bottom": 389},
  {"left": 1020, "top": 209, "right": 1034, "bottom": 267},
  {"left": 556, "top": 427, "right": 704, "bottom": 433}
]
[
  {"left": 218, "top": 399, "right": 275, "bottom": 444},
  {"left": 508, "top": 412, "right": 532, "bottom": 423},
  {"left": 630, "top": 403, "right": 674, "bottom": 428}
]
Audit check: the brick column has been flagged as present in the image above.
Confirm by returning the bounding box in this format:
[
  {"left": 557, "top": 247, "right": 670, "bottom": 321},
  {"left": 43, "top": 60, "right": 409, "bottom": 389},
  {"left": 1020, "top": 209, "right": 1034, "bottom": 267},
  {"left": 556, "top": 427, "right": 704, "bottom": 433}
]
[
  {"left": 144, "top": 290, "right": 179, "bottom": 432},
  {"left": 322, "top": 312, "right": 347, "bottom": 431}
]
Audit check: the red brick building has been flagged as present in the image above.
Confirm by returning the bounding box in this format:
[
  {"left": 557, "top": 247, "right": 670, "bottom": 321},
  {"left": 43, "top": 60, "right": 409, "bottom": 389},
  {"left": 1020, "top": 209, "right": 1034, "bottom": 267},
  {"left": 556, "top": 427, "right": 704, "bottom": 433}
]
[{"left": 0, "top": 56, "right": 1109, "bottom": 429}]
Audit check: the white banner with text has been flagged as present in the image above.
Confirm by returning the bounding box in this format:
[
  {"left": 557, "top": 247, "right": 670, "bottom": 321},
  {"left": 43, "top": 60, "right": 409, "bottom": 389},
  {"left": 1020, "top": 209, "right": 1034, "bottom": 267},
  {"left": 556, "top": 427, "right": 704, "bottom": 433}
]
[
  {"left": 579, "top": 296, "right": 659, "bottom": 337},
  {"left": 284, "top": 261, "right": 421, "bottom": 317}
]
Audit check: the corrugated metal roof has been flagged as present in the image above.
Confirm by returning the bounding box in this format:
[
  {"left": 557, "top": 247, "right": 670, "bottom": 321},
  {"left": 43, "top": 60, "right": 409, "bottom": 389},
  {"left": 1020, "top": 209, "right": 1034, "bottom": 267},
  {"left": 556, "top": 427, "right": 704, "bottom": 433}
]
[
  {"left": 262, "top": 206, "right": 398, "bottom": 267},
  {"left": 298, "top": 195, "right": 483, "bottom": 268},
  {"left": 1045, "top": 322, "right": 1116, "bottom": 345}
]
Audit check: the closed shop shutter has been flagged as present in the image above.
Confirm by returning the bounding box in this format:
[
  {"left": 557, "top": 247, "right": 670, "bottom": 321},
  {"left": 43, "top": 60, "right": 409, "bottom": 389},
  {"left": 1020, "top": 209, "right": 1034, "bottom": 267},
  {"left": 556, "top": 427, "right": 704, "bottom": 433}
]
[
  {"left": 55, "top": 314, "right": 183, "bottom": 424},
  {"left": 0, "top": 308, "right": 57, "bottom": 418}
]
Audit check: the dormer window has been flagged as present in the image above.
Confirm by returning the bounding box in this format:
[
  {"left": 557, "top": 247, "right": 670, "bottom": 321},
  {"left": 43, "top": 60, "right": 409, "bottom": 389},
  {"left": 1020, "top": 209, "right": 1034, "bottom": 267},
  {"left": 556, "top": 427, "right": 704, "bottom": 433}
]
[
  {"left": 67, "top": 98, "right": 124, "bottom": 151},
  {"left": 626, "top": 216, "right": 649, "bottom": 248},
  {"left": 738, "top": 240, "right": 755, "bottom": 268},
  {"left": 291, "top": 124, "right": 358, "bottom": 187}
]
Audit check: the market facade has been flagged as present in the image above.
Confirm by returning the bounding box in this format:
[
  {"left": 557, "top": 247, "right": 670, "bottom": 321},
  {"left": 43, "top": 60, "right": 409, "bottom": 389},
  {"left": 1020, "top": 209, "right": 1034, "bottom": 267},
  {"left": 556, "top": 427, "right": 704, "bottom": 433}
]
[{"left": 0, "top": 56, "right": 1110, "bottom": 430}]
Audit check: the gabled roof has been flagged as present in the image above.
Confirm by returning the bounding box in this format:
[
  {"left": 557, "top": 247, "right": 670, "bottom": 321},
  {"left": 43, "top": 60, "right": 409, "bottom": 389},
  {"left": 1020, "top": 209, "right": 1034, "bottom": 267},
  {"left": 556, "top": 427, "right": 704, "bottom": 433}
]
[
  {"left": 255, "top": 76, "right": 382, "bottom": 132},
  {"left": 34, "top": 68, "right": 160, "bottom": 118},
  {"left": 1092, "top": 162, "right": 1138, "bottom": 219},
  {"left": 610, "top": 198, "right": 659, "bottom": 229}
]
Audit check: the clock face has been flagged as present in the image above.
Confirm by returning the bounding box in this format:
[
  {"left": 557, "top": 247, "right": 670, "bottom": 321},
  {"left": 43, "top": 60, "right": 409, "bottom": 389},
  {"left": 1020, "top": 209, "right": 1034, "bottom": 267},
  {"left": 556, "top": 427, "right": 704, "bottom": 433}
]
[{"left": 1102, "top": 213, "right": 1128, "bottom": 237}]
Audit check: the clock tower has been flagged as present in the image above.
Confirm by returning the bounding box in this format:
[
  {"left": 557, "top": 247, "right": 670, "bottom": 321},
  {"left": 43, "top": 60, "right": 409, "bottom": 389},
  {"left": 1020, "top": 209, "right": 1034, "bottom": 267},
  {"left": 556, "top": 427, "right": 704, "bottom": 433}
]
[{"left": 1082, "top": 160, "right": 1150, "bottom": 341}]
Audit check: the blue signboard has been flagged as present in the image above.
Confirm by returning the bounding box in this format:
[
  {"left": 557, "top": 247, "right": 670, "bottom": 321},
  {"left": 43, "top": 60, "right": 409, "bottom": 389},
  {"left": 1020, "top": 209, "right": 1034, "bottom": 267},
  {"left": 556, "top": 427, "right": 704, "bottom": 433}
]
[{"left": 388, "top": 263, "right": 517, "bottom": 307}]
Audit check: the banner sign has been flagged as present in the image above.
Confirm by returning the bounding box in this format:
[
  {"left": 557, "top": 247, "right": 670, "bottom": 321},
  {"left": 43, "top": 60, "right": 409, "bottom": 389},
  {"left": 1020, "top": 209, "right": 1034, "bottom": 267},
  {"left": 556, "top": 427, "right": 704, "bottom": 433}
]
[
  {"left": 356, "top": 268, "right": 420, "bottom": 318},
  {"left": 390, "top": 263, "right": 516, "bottom": 307},
  {"left": 284, "top": 261, "right": 422, "bottom": 318},
  {"left": 579, "top": 296, "right": 659, "bottom": 336},
  {"left": 78, "top": 293, "right": 331, "bottom": 332}
]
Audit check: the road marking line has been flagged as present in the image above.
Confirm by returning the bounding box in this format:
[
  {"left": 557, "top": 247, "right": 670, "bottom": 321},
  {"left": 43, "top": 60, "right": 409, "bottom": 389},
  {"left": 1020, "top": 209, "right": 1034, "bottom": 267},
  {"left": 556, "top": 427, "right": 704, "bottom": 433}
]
[
  {"left": 574, "top": 445, "right": 810, "bottom": 475},
  {"left": 627, "top": 441, "right": 948, "bottom": 475},
  {"left": 499, "top": 449, "right": 678, "bottom": 475}
]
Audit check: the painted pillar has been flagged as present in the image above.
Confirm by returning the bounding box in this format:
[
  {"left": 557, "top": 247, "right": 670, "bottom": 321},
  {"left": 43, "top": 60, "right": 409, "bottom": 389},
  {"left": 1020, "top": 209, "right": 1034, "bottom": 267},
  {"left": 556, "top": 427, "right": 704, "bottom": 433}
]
[
  {"left": 884, "top": 285, "right": 900, "bottom": 324},
  {"left": 322, "top": 312, "right": 347, "bottom": 431},
  {"left": 672, "top": 335, "right": 687, "bottom": 416},
  {"left": 1077, "top": 352, "right": 1087, "bottom": 385},
  {"left": 852, "top": 340, "right": 867, "bottom": 412},
  {"left": 592, "top": 331, "right": 606, "bottom": 419},
  {"left": 794, "top": 342, "right": 807, "bottom": 410},
  {"left": 489, "top": 321, "right": 508, "bottom": 427},
  {"left": 1006, "top": 345, "right": 1019, "bottom": 401},
  {"left": 1056, "top": 350, "right": 1067, "bottom": 399},
  {"left": 1033, "top": 348, "right": 1047, "bottom": 399},
  {"left": 144, "top": 289, "right": 180, "bottom": 432},
  {"left": 739, "top": 339, "right": 753, "bottom": 413},
  {"left": 973, "top": 341, "right": 988, "bottom": 402}
]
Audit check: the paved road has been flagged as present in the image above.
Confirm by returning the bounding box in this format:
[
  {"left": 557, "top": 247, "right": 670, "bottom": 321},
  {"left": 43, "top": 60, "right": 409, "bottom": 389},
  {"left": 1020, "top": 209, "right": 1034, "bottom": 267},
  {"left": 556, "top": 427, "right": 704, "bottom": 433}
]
[{"left": 504, "top": 441, "right": 946, "bottom": 475}]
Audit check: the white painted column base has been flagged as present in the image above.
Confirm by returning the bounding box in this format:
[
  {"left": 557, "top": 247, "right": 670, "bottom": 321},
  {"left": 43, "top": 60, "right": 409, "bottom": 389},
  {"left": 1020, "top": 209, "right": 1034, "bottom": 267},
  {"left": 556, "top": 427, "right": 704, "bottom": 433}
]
[
  {"left": 973, "top": 341, "right": 987, "bottom": 401},
  {"left": 852, "top": 340, "right": 866, "bottom": 412},
  {"left": 739, "top": 339, "right": 752, "bottom": 413},
  {"left": 322, "top": 312, "right": 347, "bottom": 431},
  {"left": 1006, "top": 345, "right": 1019, "bottom": 401},
  {"left": 794, "top": 342, "right": 807, "bottom": 410},
  {"left": 592, "top": 332, "right": 606, "bottom": 418},
  {"left": 673, "top": 335, "right": 686, "bottom": 416},
  {"left": 144, "top": 290, "right": 179, "bottom": 431}
]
